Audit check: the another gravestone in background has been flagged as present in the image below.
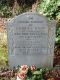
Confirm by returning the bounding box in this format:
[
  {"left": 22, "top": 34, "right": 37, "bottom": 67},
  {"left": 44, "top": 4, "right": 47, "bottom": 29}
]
[{"left": 7, "top": 12, "right": 56, "bottom": 68}]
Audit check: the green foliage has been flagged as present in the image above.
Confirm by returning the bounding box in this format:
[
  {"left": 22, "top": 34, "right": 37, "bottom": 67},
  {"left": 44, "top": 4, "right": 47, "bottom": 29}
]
[
  {"left": 37, "top": 0, "right": 60, "bottom": 20},
  {"left": 55, "top": 21, "right": 60, "bottom": 46},
  {"left": 0, "top": 5, "right": 12, "bottom": 18},
  {"left": 25, "top": 68, "right": 49, "bottom": 80},
  {"left": 0, "top": 0, "right": 12, "bottom": 18}
]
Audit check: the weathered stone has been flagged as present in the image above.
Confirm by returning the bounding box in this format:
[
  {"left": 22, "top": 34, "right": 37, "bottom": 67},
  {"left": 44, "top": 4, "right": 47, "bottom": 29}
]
[{"left": 7, "top": 12, "right": 56, "bottom": 68}]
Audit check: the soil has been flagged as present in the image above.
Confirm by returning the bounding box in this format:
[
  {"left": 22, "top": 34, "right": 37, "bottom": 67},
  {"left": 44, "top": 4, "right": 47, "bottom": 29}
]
[{"left": 54, "top": 46, "right": 60, "bottom": 66}]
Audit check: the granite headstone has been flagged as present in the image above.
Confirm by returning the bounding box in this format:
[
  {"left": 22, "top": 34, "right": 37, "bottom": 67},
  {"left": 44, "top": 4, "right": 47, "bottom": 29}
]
[{"left": 7, "top": 12, "right": 56, "bottom": 68}]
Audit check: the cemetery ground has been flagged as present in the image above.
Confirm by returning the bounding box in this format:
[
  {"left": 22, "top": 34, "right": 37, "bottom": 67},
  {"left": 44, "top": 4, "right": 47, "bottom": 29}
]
[
  {"left": 0, "top": 18, "right": 60, "bottom": 80},
  {"left": 0, "top": 35, "right": 60, "bottom": 80}
]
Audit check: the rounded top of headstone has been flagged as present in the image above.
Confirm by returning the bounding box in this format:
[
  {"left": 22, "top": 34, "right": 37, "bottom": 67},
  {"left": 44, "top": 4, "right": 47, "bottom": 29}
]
[
  {"left": 7, "top": 12, "right": 48, "bottom": 29},
  {"left": 14, "top": 12, "right": 47, "bottom": 20},
  {"left": 12, "top": 12, "right": 48, "bottom": 26}
]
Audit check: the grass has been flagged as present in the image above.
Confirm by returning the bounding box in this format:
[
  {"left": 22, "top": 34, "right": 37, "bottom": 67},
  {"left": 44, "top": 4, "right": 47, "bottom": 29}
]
[{"left": 0, "top": 47, "right": 8, "bottom": 67}]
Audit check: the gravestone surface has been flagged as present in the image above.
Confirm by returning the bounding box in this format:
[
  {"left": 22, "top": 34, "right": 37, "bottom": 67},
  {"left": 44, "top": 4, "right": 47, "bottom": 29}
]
[{"left": 7, "top": 12, "right": 56, "bottom": 68}]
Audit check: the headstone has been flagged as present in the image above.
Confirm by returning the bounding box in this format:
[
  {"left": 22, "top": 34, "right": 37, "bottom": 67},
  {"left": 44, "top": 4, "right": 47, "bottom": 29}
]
[{"left": 7, "top": 12, "right": 56, "bottom": 68}]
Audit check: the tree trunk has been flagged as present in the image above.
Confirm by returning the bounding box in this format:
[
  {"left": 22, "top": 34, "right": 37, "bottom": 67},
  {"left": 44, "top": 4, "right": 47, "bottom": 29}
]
[
  {"left": 32, "top": 0, "right": 39, "bottom": 12},
  {"left": 12, "top": 0, "right": 19, "bottom": 16}
]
